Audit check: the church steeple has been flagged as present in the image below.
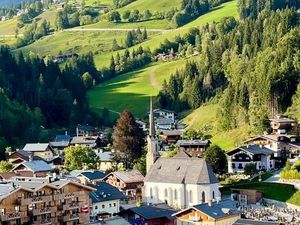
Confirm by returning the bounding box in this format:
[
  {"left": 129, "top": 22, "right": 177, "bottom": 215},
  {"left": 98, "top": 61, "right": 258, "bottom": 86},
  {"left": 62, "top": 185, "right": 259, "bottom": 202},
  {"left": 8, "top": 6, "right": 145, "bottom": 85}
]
[
  {"left": 149, "top": 96, "right": 155, "bottom": 137},
  {"left": 146, "top": 96, "right": 160, "bottom": 174}
]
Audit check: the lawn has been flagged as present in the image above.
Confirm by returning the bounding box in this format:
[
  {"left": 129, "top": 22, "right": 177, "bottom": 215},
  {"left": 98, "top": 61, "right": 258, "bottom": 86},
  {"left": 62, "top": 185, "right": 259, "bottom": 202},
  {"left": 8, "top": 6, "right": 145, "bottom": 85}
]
[
  {"left": 88, "top": 59, "right": 190, "bottom": 118},
  {"left": 221, "top": 182, "right": 300, "bottom": 206}
]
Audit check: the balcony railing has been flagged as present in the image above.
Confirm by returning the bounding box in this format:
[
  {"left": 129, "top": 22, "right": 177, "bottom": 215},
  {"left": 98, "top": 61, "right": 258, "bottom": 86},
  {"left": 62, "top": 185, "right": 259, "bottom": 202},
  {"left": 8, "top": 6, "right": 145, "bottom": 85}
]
[
  {"left": 189, "top": 215, "right": 201, "bottom": 222},
  {"left": 21, "top": 195, "right": 52, "bottom": 204},
  {"left": 63, "top": 213, "right": 80, "bottom": 221},
  {"left": 32, "top": 206, "right": 57, "bottom": 216},
  {"left": 54, "top": 191, "right": 85, "bottom": 200},
  {"left": 1, "top": 211, "right": 27, "bottom": 221},
  {"left": 34, "top": 217, "right": 58, "bottom": 225},
  {"left": 63, "top": 202, "right": 80, "bottom": 211}
]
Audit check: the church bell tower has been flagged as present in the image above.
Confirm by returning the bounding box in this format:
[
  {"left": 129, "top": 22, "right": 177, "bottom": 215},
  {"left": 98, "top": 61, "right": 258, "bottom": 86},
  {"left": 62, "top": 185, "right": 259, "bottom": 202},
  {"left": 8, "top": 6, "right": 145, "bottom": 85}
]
[{"left": 146, "top": 97, "right": 160, "bottom": 174}]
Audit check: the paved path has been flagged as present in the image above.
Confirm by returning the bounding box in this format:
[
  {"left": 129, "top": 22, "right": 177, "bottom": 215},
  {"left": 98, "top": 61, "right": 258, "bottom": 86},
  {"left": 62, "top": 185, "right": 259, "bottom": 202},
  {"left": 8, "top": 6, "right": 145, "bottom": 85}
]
[
  {"left": 149, "top": 67, "right": 161, "bottom": 90},
  {"left": 93, "top": 107, "right": 120, "bottom": 115},
  {"left": 67, "top": 28, "right": 168, "bottom": 32}
]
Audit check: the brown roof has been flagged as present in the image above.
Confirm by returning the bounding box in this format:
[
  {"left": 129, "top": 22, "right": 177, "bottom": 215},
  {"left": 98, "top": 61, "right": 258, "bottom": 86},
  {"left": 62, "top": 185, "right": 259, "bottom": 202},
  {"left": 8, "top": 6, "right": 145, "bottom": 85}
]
[{"left": 104, "top": 170, "right": 144, "bottom": 184}]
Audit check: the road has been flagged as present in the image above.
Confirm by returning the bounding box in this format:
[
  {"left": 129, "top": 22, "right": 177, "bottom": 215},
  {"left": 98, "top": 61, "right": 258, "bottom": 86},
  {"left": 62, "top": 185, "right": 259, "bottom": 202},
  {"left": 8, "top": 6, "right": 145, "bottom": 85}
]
[
  {"left": 66, "top": 28, "right": 168, "bottom": 32},
  {"left": 149, "top": 67, "right": 161, "bottom": 90}
]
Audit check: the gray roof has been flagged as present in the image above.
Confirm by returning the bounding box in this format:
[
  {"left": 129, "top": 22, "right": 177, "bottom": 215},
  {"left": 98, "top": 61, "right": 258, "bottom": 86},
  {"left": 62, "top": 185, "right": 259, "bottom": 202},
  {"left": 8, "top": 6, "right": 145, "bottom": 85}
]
[
  {"left": 226, "top": 145, "right": 274, "bottom": 156},
  {"left": 102, "top": 216, "right": 131, "bottom": 225},
  {"left": 89, "top": 182, "right": 126, "bottom": 203},
  {"left": 49, "top": 141, "right": 70, "bottom": 148},
  {"left": 233, "top": 219, "right": 280, "bottom": 225},
  {"left": 70, "top": 136, "right": 98, "bottom": 145},
  {"left": 21, "top": 160, "right": 52, "bottom": 172},
  {"left": 96, "top": 151, "right": 113, "bottom": 161},
  {"left": 23, "top": 143, "right": 50, "bottom": 152},
  {"left": 174, "top": 199, "right": 239, "bottom": 220},
  {"left": 145, "top": 152, "right": 218, "bottom": 184},
  {"left": 155, "top": 118, "right": 173, "bottom": 125},
  {"left": 124, "top": 205, "right": 177, "bottom": 220},
  {"left": 160, "top": 129, "right": 184, "bottom": 136},
  {"left": 176, "top": 139, "right": 211, "bottom": 147}
]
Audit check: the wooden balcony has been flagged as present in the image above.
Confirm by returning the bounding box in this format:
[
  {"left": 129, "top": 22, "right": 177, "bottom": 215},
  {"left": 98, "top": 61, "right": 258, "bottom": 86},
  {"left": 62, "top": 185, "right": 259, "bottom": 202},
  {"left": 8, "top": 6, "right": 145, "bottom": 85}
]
[
  {"left": 63, "top": 213, "right": 80, "bottom": 221},
  {"left": 54, "top": 191, "right": 85, "bottom": 200},
  {"left": 32, "top": 206, "right": 57, "bottom": 216},
  {"left": 63, "top": 202, "right": 80, "bottom": 211},
  {"left": 20, "top": 195, "right": 52, "bottom": 204},
  {"left": 1, "top": 211, "right": 27, "bottom": 221},
  {"left": 35, "top": 217, "right": 58, "bottom": 225}
]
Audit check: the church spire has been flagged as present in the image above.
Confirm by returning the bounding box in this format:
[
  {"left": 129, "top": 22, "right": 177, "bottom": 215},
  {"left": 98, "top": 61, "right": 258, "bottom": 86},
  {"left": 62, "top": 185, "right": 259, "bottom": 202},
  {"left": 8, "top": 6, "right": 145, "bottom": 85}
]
[{"left": 149, "top": 96, "right": 155, "bottom": 137}]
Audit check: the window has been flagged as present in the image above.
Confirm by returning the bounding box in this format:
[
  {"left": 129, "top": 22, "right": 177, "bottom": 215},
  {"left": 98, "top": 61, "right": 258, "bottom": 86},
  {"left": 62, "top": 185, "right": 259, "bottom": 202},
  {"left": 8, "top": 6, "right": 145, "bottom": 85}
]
[
  {"left": 238, "top": 163, "right": 243, "bottom": 169},
  {"left": 95, "top": 206, "right": 98, "bottom": 210},
  {"left": 164, "top": 189, "right": 168, "bottom": 197},
  {"left": 212, "top": 191, "right": 215, "bottom": 199},
  {"left": 102, "top": 205, "right": 105, "bottom": 209},
  {"left": 202, "top": 191, "right": 205, "bottom": 203},
  {"left": 150, "top": 188, "right": 153, "bottom": 199},
  {"left": 232, "top": 163, "right": 236, "bottom": 169},
  {"left": 174, "top": 189, "right": 177, "bottom": 200},
  {"left": 189, "top": 190, "right": 193, "bottom": 203},
  {"left": 113, "top": 203, "right": 116, "bottom": 207}
]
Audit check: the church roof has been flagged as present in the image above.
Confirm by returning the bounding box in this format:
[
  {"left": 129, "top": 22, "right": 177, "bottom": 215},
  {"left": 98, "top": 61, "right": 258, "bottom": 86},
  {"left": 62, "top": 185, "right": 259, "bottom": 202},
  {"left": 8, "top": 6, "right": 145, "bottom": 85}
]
[{"left": 145, "top": 152, "right": 218, "bottom": 184}]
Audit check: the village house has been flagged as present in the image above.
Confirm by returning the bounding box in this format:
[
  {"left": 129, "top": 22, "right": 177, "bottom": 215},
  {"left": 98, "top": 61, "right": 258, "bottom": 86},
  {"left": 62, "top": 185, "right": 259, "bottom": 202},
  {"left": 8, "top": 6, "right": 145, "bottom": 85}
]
[
  {"left": 7, "top": 149, "right": 43, "bottom": 165},
  {"left": 94, "top": 149, "right": 121, "bottom": 171},
  {"left": 136, "top": 120, "right": 147, "bottom": 132},
  {"left": 89, "top": 182, "right": 127, "bottom": 219},
  {"left": 159, "top": 129, "right": 184, "bottom": 144},
  {"left": 155, "top": 118, "right": 174, "bottom": 130},
  {"left": 119, "top": 205, "right": 177, "bottom": 225},
  {"left": 176, "top": 139, "right": 211, "bottom": 157},
  {"left": 76, "top": 171, "right": 106, "bottom": 185},
  {"left": 11, "top": 160, "right": 52, "bottom": 177},
  {"left": 231, "top": 188, "right": 263, "bottom": 205},
  {"left": 244, "top": 134, "right": 300, "bottom": 159},
  {"left": 23, "top": 143, "right": 54, "bottom": 162},
  {"left": 226, "top": 145, "right": 275, "bottom": 174},
  {"left": 70, "top": 136, "right": 102, "bottom": 148},
  {"left": 0, "top": 176, "right": 95, "bottom": 225},
  {"left": 173, "top": 199, "right": 240, "bottom": 225},
  {"left": 153, "top": 108, "right": 176, "bottom": 123},
  {"left": 270, "top": 115, "right": 296, "bottom": 134},
  {"left": 0, "top": 171, "right": 34, "bottom": 182},
  {"left": 103, "top": 170, "right": 144, "bottom": 200},
  {"left": 49, "top": 134, "right": 71, "bottom": 155},
  {"left": 76, "top": 124, "right": 99, "bottom": 136}
]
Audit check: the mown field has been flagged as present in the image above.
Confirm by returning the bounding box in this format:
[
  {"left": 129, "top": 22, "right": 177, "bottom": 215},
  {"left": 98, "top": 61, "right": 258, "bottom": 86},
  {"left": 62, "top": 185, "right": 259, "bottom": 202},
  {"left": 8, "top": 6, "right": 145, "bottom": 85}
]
[{"left": 88, "top": 58, "right": 189, "bottom": 118}]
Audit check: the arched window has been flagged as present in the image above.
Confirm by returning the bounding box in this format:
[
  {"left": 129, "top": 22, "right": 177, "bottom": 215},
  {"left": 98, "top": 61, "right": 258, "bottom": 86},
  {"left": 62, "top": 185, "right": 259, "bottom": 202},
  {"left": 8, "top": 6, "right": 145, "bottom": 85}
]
[
  {"left": 212, "top": 191, "right": 215, "bottom": 199},
  {"left": 189, "top": 190, "right": 193, "bottom": 203},
  {"left": 202, "top": 191, "right": 205, "bottom": 203},
  {"left": 150, "top": 188, "right": 153, "bottom": 199},
  {"left": 164, "top": 189, "right": 168, "bottom": 197},
  {"left": 174, "top": 189, "right": 177, "bottom": 200}
]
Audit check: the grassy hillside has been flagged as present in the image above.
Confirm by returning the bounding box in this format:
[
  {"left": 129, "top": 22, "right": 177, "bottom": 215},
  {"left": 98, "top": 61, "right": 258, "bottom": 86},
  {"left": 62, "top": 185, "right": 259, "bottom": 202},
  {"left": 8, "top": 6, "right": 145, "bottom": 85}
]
[
  {"left": 16, "top": 30, "right": 160, "bottom": 58},
  {"left": 0, "top": 17, "right": 19, "bottom": 35},
  {"left": 181, "top": 103, "right": 251, "bottom": 150},
  {"left": 93, "top": 0, "right": 238, "bottom": 67},
  {"left": 88, "top": 58, "right": 189, "bottom": 118}
]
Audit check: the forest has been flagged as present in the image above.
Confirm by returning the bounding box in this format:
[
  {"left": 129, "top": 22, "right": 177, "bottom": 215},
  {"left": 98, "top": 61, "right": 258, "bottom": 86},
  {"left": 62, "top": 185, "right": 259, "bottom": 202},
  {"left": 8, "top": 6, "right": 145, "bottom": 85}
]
[
  {"left": 0, "top": 0, "right": 35, "bottom": 8},
  {"left": 158, "top": 0, "right": 300, "bottom": 133}
]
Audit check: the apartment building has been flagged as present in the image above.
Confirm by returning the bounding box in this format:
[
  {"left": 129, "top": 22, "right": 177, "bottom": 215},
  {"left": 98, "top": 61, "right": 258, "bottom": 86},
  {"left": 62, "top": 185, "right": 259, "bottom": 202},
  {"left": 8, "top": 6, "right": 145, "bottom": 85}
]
[{"left": 0, "top": 177, "right": 95, "bottom": 225}]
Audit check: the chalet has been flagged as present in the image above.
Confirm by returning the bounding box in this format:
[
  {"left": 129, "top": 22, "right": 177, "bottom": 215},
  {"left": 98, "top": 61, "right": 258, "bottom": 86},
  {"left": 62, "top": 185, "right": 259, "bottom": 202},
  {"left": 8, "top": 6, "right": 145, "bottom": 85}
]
[
  {"left": 89, "top": 182, "right": 126, "bottom": 219},
  {"left": 231, "top": 188, "right": 263, "bottom": 205},
  {"left": 12, "top": 160, "right": 52, "bottom": 177},
  {"left": 94, "top": 150, "right": 120, "bottom": 171},
  {"left": 103, "top": 170, "right": 144, "bottom": 200},
  {"left": 173, "top": 199, "right": 240, "bottom": 225},
  {"left": 226, "top": 145, "right": 275, "bottom": 174},
  {"left": 77, "top": 171, "right": 106, "bottom": 184},
  {"left": 49, "top": 134, "right": 71, "bottom": 155},
  {"left": 23, "top": 143, "right": 54, "bottom": 161},
  {"left": 244, "top": 134, "right": 300, "bottom": 159},
  {"left": 7, "top": 149, "right": 43, "bottom": 165},
  {"left": 0, "top": 177, "right": 95, "bottom": 225},
  {"left": 56, "top": 2, "right": 66, "bottom": 10},
  {"left": 153, "top": 108, "right": 176, "bottom": 123},
  {"left": 0, "top": 171, "right": 34, "bottom": 182},
  {"left": 155, "top": 118, "right": 174, "bottom": 130},
  {"left": 159, "top": 129, "right": 184, "bottom": 144},
  {"left": 270, "top": 115, "right": 296, "bottom": 134},
  {"left": 76, "top": 124, "right": 99, "bottom": 136},
  {"left": 70, "top": 136, "right": 102, "bottom": 148},
  {"left": 233, "top": 219, "right": 281, "bottom": 225},
  {"left": 119, "top": 205, "right": 177, "bottom": 225},
  {"left": 176, "top": 139, "right": 211, "bottom": 157}
]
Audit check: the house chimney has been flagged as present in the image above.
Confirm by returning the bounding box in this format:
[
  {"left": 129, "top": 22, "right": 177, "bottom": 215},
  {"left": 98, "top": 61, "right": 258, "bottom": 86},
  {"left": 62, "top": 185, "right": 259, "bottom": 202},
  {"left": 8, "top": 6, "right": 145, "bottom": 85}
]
[
  {"left": 208, "top": 200, "right": 212, "bottom": 207},
  {"left": 29, "top": 153, "right": 33, "bottom": 162}
]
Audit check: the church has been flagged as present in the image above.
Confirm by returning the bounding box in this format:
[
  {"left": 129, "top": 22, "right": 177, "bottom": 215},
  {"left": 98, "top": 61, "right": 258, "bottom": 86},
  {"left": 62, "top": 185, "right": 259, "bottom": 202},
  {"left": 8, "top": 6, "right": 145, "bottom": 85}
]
[{"left": 143, "top": 98, "right": 221, "bottom": 209}]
